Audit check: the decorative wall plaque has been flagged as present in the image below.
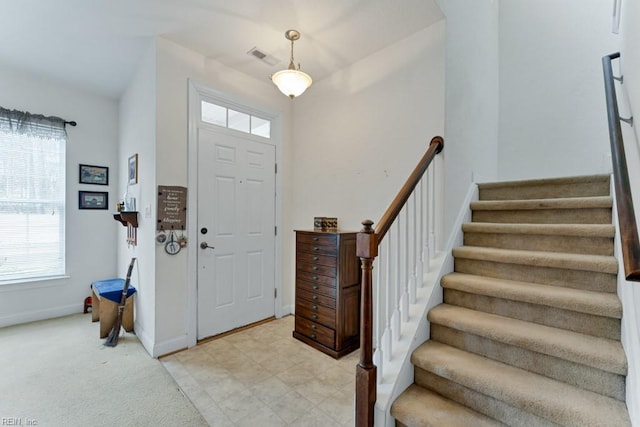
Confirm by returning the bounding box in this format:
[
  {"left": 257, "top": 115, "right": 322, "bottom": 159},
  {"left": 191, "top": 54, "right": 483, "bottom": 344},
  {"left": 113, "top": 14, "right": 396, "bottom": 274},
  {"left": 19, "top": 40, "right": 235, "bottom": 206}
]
[{"left": 157, "top": 186, "right": 187, "bottom": 231}]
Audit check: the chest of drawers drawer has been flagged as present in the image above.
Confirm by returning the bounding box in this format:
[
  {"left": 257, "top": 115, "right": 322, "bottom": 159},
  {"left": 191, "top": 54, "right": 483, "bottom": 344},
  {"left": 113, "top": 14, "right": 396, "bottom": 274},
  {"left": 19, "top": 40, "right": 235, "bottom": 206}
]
[
  {"left": 296, "top": 233, "right": 337, "bottom": 246},
  {"left": 296, "top": 242, "right": 337, "bottom": 256},
  {"left": 297, "top": 261, "right": 336, "bottom": 277},
  {"left": 296, "top": 270, "right": 336, "bottom": 287},
  {"left": 295, "top": 299, "right": 336, "bottom": 329},
  {"left": 295, "top": 316, "right": 335, "bottom": 349},
  {"left": 296, "top": 252, "right": 337, "bottom": 267},
  {"left": 296, "top": 286, "right": 336, "bottom": 308}
]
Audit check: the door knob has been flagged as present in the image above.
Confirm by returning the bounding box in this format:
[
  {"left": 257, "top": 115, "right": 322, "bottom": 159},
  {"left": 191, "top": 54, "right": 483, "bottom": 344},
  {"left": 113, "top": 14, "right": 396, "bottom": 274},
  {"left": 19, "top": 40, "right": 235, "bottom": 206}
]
[{"left": 200, "top": 242, "right": 215, "bottom": 250}]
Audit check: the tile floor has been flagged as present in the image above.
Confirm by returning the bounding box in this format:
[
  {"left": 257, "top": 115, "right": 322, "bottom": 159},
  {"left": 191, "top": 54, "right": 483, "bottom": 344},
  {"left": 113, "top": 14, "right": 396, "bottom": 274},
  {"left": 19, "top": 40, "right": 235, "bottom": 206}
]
[{"left": 160, "top": 315, "right": 358, "bottom": 426}]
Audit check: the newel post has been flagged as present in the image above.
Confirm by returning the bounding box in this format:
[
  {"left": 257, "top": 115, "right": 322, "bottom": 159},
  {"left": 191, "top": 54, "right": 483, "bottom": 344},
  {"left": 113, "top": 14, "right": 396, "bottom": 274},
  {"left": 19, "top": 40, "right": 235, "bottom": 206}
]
[{"left": 356, "top": 219, "right": 378, "bottom": 427}]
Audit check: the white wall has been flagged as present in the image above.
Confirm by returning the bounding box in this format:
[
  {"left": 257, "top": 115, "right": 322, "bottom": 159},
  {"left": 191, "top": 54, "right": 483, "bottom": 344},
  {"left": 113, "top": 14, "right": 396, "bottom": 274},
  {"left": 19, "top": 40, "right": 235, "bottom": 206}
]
[
  {"left": 436, "top": 0, "right": 500, "bottom": 242},
  {"left": 151, "top": 37, "right": 293, "bottom": 356},
  {"left": 0, "top": 63, "right": 119, "bottom": 327},
  {"left": 617, "top": 0, "right": 640, "bottom": 422},
  {"left": 498, "top": 0, "right": 619, "bottom": 180},
  {"left": 118, "top": 41, "right": 157, "bottom": 352},
  {"left": 292, "top": 22, "right": 445, "bottom": 234},
  {"left": 148, "top": 21, "right": 446, "bottom": 355}
]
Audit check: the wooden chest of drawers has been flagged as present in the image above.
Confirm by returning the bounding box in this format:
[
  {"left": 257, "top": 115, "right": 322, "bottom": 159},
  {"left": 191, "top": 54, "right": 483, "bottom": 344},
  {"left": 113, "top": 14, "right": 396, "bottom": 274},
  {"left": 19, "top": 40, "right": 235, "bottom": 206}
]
[{"left": 293, "top": 230, "right": 361, "bottom": 358}]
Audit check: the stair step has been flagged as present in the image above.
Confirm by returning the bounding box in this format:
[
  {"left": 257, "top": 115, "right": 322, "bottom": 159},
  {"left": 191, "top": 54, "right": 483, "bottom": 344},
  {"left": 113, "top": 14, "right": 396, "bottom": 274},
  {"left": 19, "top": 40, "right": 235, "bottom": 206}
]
[
  {"left": 429, "top": 302, "right": 625, "bottom": 399},
  {"left": 442, "top": 273, "right": 621, "bottom": 339},
  {"left": 471, "top": 196, "right": 612, "bottom": 224},
  {"left": 442, "top": 273, "right": 621, "bottom": 319},
  {"left": 453, "top": 246, "right": 617, "bottom": 292},
  {"left": 431, "top": 323, "right": 625, "bottom": 400},
  {"left": 391, "top": 385, "right": 505, "bottom": 427},
  {"left": 415, "top": 369, "right": 561, "bottom": 426},
  {"left": 478, "top": 174, "right": 610, "bottom": 201},
  {"left": 412, "top": 341, "right": 631, "bottom": 427},
  {"left": 427, "top": 304, "right": 626, "bottom": 375},
  {"left": 462, "top": 223, "right": 614, "bottom": 255}
]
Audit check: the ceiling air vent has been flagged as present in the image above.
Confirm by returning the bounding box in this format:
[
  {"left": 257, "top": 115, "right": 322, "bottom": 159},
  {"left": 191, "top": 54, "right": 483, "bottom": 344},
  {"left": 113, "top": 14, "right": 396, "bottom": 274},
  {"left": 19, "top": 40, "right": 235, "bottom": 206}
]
[{"left": 247, "top": 47, "right": 280, "bottom": 66}]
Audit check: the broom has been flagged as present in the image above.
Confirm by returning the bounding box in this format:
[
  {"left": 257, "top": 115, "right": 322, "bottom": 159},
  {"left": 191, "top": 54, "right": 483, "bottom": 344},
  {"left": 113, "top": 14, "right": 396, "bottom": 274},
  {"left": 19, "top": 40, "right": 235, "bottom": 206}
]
[{"left": 104, "top": 257, "right": 136, "bottom": 347}]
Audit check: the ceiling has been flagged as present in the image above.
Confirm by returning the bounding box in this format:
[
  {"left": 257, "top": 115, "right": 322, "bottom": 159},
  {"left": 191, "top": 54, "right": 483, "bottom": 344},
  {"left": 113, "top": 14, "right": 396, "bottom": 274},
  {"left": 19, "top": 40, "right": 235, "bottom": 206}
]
[{"left": 0, "top": 1, "right": 443, "bottom": 99}]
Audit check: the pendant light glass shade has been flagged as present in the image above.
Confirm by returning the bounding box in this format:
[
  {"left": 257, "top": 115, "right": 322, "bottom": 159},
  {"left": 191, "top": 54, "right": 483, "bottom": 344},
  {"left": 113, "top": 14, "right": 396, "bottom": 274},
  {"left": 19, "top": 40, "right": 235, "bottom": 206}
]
[
  {"left": 272, "top": 29, "right": 312, "bottom": 98},
  {"left": 272, "top": 69, "right": 313, "bottom": 98}
]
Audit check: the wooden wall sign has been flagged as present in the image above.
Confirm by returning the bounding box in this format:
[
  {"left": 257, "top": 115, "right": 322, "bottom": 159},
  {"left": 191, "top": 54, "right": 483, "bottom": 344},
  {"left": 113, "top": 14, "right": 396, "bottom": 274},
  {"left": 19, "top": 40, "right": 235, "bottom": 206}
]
[{"left": 157, "top": 185, "right": 187, "bottom": 231}]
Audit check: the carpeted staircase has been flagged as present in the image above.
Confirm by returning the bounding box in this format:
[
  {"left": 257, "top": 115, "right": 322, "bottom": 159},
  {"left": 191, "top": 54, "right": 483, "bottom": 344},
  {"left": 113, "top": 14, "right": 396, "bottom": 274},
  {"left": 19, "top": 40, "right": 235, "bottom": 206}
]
[{"left": 391, "top": 175, "right": 632, "bottom": 426}]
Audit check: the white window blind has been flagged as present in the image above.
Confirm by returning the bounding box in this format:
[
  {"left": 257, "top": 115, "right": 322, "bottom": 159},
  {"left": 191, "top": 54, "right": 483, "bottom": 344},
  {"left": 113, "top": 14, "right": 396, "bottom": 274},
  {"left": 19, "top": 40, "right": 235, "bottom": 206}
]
[{"left": 0, "top": 110, "right": 66, "bottom": 283}]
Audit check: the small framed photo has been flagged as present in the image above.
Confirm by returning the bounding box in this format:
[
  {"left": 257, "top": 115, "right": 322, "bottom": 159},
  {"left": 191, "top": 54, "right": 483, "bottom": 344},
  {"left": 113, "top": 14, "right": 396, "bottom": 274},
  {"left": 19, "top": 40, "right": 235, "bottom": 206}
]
[
  {"left": 128, "top": 153, "right": 138, "bottom": 185},
  {"left": 79, "top": 191, "right": 108, "bottom": 210},
  {"left": 79, "top": 164, "right": 109, "bottom": 185}
]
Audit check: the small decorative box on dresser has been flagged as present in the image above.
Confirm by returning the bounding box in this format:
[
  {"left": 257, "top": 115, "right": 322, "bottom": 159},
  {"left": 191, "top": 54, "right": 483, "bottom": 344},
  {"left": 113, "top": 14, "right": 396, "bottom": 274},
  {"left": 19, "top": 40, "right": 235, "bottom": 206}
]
[{"left": 293, "top": 230, "right": 361, "bottom": 358}]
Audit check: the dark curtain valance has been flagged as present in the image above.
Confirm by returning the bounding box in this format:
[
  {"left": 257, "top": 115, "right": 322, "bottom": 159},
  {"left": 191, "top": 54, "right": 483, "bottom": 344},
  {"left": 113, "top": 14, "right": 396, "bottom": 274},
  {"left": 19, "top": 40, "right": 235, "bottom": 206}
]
[{"left": 0, "top": 107, "right": 67, "bottom": 139}]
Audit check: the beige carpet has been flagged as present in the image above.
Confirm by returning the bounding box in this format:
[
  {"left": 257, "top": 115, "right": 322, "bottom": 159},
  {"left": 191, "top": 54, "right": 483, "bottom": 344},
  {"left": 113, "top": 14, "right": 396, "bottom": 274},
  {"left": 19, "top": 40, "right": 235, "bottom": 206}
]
[
  {"left": 392, "top": 175, "right": 632, "bottom": 426},
  {"left": 0, "top": 313, "right": 207, "bottom": 427}
]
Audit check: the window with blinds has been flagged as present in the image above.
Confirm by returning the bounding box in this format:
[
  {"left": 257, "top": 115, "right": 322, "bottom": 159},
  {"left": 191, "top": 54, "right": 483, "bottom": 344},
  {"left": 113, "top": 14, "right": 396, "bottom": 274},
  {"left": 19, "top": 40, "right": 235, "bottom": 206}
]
[{"left": 0, "top": 112, "right": 66, "bottom": 283}]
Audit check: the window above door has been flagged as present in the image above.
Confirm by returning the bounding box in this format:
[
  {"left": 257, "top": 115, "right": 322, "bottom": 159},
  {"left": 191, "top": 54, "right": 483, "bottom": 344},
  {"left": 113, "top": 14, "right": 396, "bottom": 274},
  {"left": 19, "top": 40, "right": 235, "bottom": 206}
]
[{"left": 201, "top": 101, "right": 271, "bottom": 139}]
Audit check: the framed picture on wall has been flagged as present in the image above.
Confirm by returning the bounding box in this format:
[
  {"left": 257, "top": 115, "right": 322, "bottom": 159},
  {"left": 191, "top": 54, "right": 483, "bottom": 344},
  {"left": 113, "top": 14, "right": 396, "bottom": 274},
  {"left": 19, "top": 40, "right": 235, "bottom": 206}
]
[
  {"left": 128, "top": 153, "right": 138, "bottom": 185},
  {"left": 79, "top": 191, "right": 109, "bottom": 210},
  {"left": 79, "top": 164, "right": 109, "bottom": 185}
]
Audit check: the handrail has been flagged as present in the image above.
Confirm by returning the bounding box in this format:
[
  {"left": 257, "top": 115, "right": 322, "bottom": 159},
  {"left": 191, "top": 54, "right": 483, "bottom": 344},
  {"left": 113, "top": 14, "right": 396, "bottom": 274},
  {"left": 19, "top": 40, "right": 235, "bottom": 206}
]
[
  {"left": 602, "top": 52, "right": 640, "bottom": 281},
  {"left": 376, "top": 136, "right": 444, "bottom": 242},
  {"left": 355, "top": 135, "right": 444, "bottom": 426}
]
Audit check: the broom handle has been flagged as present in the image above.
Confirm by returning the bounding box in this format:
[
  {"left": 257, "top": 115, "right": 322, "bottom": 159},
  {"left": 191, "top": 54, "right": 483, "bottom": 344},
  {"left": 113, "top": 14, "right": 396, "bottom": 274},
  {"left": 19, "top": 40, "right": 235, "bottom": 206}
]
[{"left": 117, "top": 258, "right": 136, "bottom": 308}]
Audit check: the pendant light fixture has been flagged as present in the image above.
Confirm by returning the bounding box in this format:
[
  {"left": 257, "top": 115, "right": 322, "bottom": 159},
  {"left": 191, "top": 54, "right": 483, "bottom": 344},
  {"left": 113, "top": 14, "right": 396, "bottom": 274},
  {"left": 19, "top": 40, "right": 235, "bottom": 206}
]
[{"left": 271, "top": 29, "right": 313, "bottom": 99}]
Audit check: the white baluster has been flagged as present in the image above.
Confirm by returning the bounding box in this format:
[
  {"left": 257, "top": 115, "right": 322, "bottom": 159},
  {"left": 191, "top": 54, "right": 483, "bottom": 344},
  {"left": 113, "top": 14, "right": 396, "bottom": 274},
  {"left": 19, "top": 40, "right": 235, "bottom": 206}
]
[
  {"left": 417, "top": 178, "right": 425, "bottom": 287},
  {"left": 382, "top": 235, "right": 392, "bottom": 362},
  {"left": 374, "top": 252, "right": 383, "bottom": 383},
  {"left": 423, "top": 175, "right": 431, "bottom": 273},
  {"left": 392, "top": 220, "right": 402, "bottom": 342},
  {"left": 401, "top": 206, "right": 409, "bottom": 322},
  {"left": 428, "top": 166, "right": 436, "bottom": 260},
  {"left": 410, "top": 191, "right": 417, "bottom": 302}
]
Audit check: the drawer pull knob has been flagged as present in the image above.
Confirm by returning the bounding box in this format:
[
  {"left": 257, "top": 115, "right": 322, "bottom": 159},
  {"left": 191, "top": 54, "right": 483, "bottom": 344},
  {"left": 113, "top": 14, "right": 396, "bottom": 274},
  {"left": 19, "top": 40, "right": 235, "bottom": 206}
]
[
  {"left": 313, "top": 256, "right": 319, "bottom": 261},
  {"left": 312, "top": 295, "right": 318, "bottom": 300},
  {"left": 313, "top": 247, "right": 319, "bottom": 251},
  {"left": 312, "top": 285, "right": 319, "bottom": 290},
  {"left": 313, "top": 237, "right": 319, "bottom": 241},
  {"left": 312, "top": 305, "right": 318, "bottom": 310},
  {"left": 311, "top": 333, "right": 317, "bottom": 339},
  {"left": 312, "top": 266, "right": 318, "bottom": 270},
  {"left": 311, "top": 324, "right": 316, "bottom": 329},
  {"left": 311, "top": 314, "right": 318, "bottom": 319},
  {"left": 312, "top": 275, "right": 318, "bottom": 280}
]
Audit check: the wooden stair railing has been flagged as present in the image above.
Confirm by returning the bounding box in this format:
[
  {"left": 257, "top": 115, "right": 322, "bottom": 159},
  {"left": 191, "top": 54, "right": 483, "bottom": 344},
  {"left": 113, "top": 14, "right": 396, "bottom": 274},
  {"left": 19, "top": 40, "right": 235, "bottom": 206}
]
[
  {"left": 602, "top": 52, "right": 640, "bottom": 281},
  {"left": 355, "top": 135, "right": 444, "bottom": 426}
]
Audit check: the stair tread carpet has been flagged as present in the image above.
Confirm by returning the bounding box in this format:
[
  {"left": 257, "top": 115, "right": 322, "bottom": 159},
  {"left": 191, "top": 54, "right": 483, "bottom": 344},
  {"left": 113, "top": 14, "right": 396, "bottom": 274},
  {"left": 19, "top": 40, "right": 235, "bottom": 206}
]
[
  {"left": 452, "top": 246, "right": 618, "bottom": 274},
  {"left": 477, "top": 174, "right": 609, "bottom": 189},
  {"left": 477, "top": 174, "right": 610, "bottom": 201},
  {"left": 461, "top": 222, "right": 615, "bottom": 237},
  {"left": 412, "top": 341, "right": 631, "bottom": 427},
  {"left": 470, "top": 196, "right": 612, "bottom": 211},
  {"left": 391, "top": 384, "right": 506, "bottom": 427},
  {"left": 426, "top": 304, "right": 626, "bottom": 375},
  {"left": 441, "top": 272, "right": 622, "bottom": 318}
]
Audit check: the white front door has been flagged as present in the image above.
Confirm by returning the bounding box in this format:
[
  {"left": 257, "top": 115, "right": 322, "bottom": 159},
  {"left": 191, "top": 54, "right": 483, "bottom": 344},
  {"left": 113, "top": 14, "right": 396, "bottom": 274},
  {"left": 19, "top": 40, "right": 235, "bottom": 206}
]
[{"left": 196, "top": 128, "right": 276, "bottom": 340}]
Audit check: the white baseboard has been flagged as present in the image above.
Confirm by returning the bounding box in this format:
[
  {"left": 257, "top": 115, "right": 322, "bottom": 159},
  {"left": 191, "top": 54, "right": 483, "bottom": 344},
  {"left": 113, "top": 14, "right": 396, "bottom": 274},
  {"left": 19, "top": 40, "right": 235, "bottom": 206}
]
[
  {"left": 134, "top": 320, "right": 155, "bottom": 357},
  {"left": 153, "top": 334, "right": 189, "bottom": 358},
  {"left": 0, "top": 303, "right": 82, "bottom": 328},
  {"left": 281, "top": 304, "right": 293, "bottom": 317}
]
